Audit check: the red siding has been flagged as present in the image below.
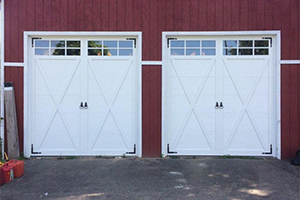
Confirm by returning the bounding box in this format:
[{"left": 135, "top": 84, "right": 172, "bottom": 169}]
[{"left": 4, "top": 0, "right": 300, "bottom": 158}]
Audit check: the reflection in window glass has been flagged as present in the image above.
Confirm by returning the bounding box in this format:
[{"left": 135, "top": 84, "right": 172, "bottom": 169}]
[
  {"left": 202, "top": 40, "right": 216, "bottom": 47},
  {"left": 51, "top": 40, "right": 65, "bottom": 47},
  {"left": 119, "top": 41, "right": 133, "bottom": 48},
  {"left": 51, "top": 48, "right": 65, "bottom": 56},
  {"left": 239, "top": 40, "right": 253, "bottom": 47},
  {"left": 223, "top": 48, "right": 237, "bottom": 55},
  {"left": 67, "top": 49, "right": 80, "bottom": 56},
  {"left": 88, "top": 49, "right": 102, "bottom": 56},
  {"left": 170, "top": 40, "right": 184, "bottom": 48},
  {"left": 104, "top": 41, "right": 117, "bottom": 48},
  {"left": 119, "top": 49, "right": 133, "bottom": 56},
  {"left": 255, "top": 40, "right": 269, "bottom": 47},
  {"left": 186, "top": 40, "right": 200, "bottom": 47},
  {"left": 239, "top": 49, "right": 253, "bottom": 55},
  {"left": 186, "top": 49, "right": 200, "bottom": 56},
  {"left": 104, "top": 49, "right": 117, "bottom": 56},
  {"left": 67, "top": 41, "right": 81, "bottom": 47},
  {"left": 171, "top": 49, "right": 184, "bottom": 55},
  {"left": 88, "top": 41, "right": 102, "bottom": 48},
  {"left": 255, "top": 49, "right": 269, "bottom": 55},
  {"left": 35, "top": 40, "right": 49, "bottom": 47},
  {"left": 202, "top": 49, "right": 216, "bottom": 55},
  {"left": 35, "top": 49, "right": 49, "bottom": 55},
  {"left": 223, "top": 40, "right": 237, "bottom": 48}
]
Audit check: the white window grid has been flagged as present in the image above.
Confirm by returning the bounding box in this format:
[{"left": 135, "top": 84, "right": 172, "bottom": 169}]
[
  {"left": 170, "top": 40, "right": 216, "bottom": 56},
  {"left": 87, "top": 40, "right": 134, "bottom": 56},
  {"left": 34, "top": 40, "right": 81, "bottom": 56},
  {"left": 223, "top": 39, "right": 270, "bottom": 56}
]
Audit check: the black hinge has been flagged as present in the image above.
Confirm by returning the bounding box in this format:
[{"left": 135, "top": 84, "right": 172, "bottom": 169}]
[
  {"left": 262, "top": 144, "right": 272, "bottom": 155},
  {"left": 262, "top": 37, "right": 272, "bottom": 47},
  {"left": 31, "top": 144, "right": 41, "bottom": 155},
  {"left": 126, "top": 144, "right": 136, "bottom": 154},
  {"left": 32, "top": 37, "right": 42, "bottom": 47},
  {"left": 126, "top": 38, "right": 136, "bottom": 48},
  {"left": 167, "top": 38, "right": 177, "bottom": 48},
  {"left": 167, "top": 144, "right": 177, "bottom": 154}
]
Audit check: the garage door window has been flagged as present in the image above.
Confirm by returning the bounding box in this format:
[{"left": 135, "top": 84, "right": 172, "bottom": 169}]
[
  {"left": 34, "top": 40, "right": 81, "bottom": 56},
  {"left": 88, "top": 40, "right": 134, "bottom": 56},
  {"left": 223, "top": 40, "right": 269, "bottom": 56},
  {"left": 170, "top": 40, "right": 216, "bottom": 56}
]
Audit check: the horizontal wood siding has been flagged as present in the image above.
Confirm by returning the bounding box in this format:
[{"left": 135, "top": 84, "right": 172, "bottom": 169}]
[{"left": 4, "top": 0, "right": 300, "bottom": 158}]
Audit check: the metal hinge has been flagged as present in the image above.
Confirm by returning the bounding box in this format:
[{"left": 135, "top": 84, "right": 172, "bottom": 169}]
[
  {"left": 262, "top": 37, "right": 272, "bottom": 47},
  {"left": 32, "top": 37, "right": 42, "bottom": 47},
  {"left": 262, "top": 144, "right": 272, "bottom": 155},
  {"left": 31, "top": 144, "right": 41, "bottom": 155},
  {"left": 126, "top": 38, "right": 136, "bottom": 48},
  {"left": 126, "top": 144, "right": 136, "bottom": 154},
  {"left": 167, "top": 38, "right": 177, "bottom": 48},
  {"left": 167, "top": 144, "right": 177, "bottom": 154}
]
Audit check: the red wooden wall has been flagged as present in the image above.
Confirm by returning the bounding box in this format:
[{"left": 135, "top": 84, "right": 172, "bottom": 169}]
[{"left": 3, "top": 0, "right": 300, "bottom": 158}]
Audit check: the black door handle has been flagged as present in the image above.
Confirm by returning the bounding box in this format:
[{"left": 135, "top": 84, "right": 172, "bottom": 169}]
[
  {"left": 79, "top": 102, "right": 84, "bottom": 109},
  {"left": 84, "top": 102, "right": 88, "bottom": 109},
  {"left": 215, "top": 102, "right": 219, "bottom": 109},
  {"left": 220, "top": 102, "right": 224, "bottom": 109}
]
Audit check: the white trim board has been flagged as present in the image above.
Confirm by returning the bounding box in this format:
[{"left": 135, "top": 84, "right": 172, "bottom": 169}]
[
  {"left": 280, "top": 60, "right": 300, "bottom": 64},
  {"left": 0, "top": 0, "right": 5, "bottom": 159},
  {"left": 142, "top": 61, "right": 162, "bottom": 65},
  {"left": 23, "top": 31, "right": 143, "bottom": 157},
  {"left": 4, "top": 62, "right": 25, "bottom": 67},
  {"left": 161, "top": 31, "right": 281, "bottom": 159}
]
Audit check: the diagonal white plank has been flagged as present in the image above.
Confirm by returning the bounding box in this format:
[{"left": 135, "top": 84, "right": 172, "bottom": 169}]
[
  {"left": 223, "top": 59, "right": 268, "bottom": 150},
  {"left": 36, "top": 59, "right": 80, "bottom": 150},
  {"left": 88, "top": 59, "right": 133, "bottom": 150},
  {"left": 170, "top": 59, "right": 216, "bottom": 150}
]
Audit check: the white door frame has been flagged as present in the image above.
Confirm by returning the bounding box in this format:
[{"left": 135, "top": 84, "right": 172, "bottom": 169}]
[
  {"left": 161, "top": 31, "right": 281, "bottom": 159},
  {"left": 23, "top": 31, "right": 142, "bottom": 157}
]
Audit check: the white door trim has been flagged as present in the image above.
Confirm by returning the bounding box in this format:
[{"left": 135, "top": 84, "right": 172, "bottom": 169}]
[
  {"left": 161, "top": 31, "right": 281, "bottom": 159},
  {"left": 23, "top": 31, "right": 142, "bottom": 157}
]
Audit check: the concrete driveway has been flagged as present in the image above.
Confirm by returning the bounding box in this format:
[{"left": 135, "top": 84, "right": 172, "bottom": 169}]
[{"left": 0, "top": 157, "right": 299, "bottom": 200}]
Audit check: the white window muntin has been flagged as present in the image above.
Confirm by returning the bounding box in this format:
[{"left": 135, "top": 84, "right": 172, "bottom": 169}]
[
  {"left": 170, "top": 39, "right": 216, "bottom": 56},
  {"left": 34, "top": 39, "right": 81, "bottom": 56},
  {"left": 87, "top": 40, "right": 134, "bottom": 56}
]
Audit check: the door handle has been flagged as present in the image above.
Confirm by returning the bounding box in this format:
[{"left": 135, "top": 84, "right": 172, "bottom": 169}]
[
  {"left": 84, "top": 102, "right": 88, "bottom": 109},
  {"left": 79, "top": 102, "right": 84, "bottom": 109},
  {"left": 215, "top": 102, "right": 219, "bottom": 109},
  {"left": 220, "top": 102, "right": 224, "bottom": 109}
]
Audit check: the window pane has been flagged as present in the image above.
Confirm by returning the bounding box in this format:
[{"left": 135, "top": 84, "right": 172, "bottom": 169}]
[
  {"left": 223, "top": 48, "right": 237, "bottom": 55},
  {"left": 67, "top": 49, "right": 80, "bottom": 55},
  {"left": 119, "top": 41, "right": 133, "bottom": 48},
  {"left": 255, "top": 40, "right": 269, "bottom": 47},
  {"left": 171, "top": 49, "right": 184, "bottom": 55},
  {"left": 51, "top": 48, "right": 65, "bottom": 56},
  {"left": 239, "top": 40, "right": 253, "bottom": 47},
  {"left": 35, "top": 48, "right": 49, "bottom": 55},
  {"left": 51, "top": 40, "right": 65, "bottom": 48},
  {"left": 67, "top": 41, "right": 81, "bottom": 47},
  {"left": 239, "top": 49, "right": 253, "bottom": 55},
  {"left": 255, "top": 49, "right": 269, "bottom": 55},
  {"left": 202, "top": 40, "right": 216, "bottom": 47},
  {"left": 35, "top": 40, "right": 49, "bottom": 47},
  {"left": 119, "top": 49, "right": 133, "bottom": 56},
  {"left": 170, "top": 40, "right": 184, "bottom": 48},
  {"left": 88, "top": 41, "right": 102, "bottom": 48},
  {"left": 104, "top": 49, "right": 117, "bottom": 56},
  {"left": 186, "top": 49, "right": 200, "bottom": 56},
  {"left": 88, "top": 49, "right": 102, "bottom": 56},
  {"left": 103, "top": 41, "right": 117, "bottom": 48},
  {"left": 186, "top": 40, "right": 200, "bottom": 47},
  {"left": 223, "top": 40, "right": 237, "bottom": 48},
  {"left": 202, "top": 49, "right": 216, "bottom": 55}
]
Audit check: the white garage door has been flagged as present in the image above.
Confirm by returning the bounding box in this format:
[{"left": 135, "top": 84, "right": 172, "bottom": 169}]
[
  {"left": 30, "top": 37, "right": 140, "bottom": 156},
  {"left": 164, "top": 36, "right": 276, "bottom": 156}
]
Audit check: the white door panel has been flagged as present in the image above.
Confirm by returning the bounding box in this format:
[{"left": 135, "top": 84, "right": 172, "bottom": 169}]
[{"left": 165, "top": 36, "right": 275, "bottom": 156}]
